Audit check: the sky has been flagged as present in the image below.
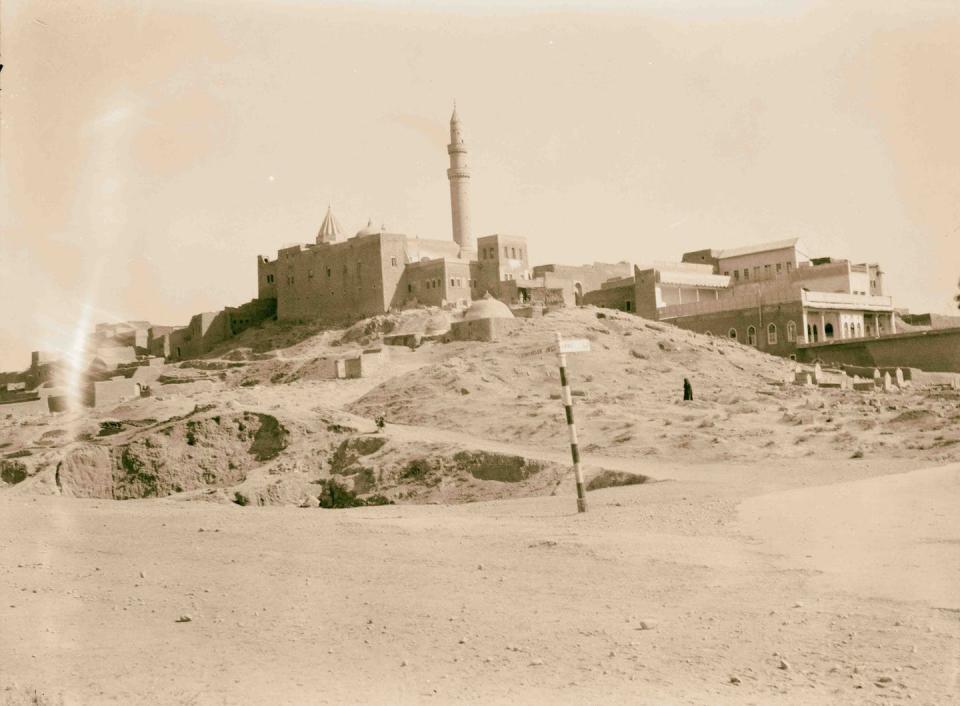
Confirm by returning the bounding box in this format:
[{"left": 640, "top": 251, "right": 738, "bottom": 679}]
[{"left": 1, "top": 0, "right": 959, "bottom": 370}]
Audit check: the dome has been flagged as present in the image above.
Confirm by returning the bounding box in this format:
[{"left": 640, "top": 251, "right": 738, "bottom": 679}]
[
  {"left": 356, "top": 218, "right": 381, "bottom": 237},
  {"left": 463, "top": 295, "right": 514, "bottom": 321}
]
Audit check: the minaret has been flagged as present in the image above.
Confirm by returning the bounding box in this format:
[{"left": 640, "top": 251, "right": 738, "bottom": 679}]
[{"left": 447, "top": 104, "right": 474, "bottom": 255}]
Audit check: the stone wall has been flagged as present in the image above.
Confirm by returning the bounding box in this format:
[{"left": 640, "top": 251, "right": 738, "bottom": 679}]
[
  {"left": 275, "top": 233, "right": 407, "bottom": 323},
  {"left": 445, "top": 317, "right": 519, "bottom": 343},
  {"left": 226, "top": 298, "right": 276, "bottom": 336},
  {"left": 400, "top": 259, "right": 473, "bottom": 308},
  {"left": 0, "top": 397, "right": 47, "bottom": 418},
  {"left": 93, "top": 378, "right": 141, "bottom": 409},
  {"left": 796, "top": 327, "right": 960, "bottom": 373},
  {"left": 665, "top": 300, "right": 807, "bottom": 357},
  {"left": 257, "top": 255, "right": 278, "bottom": 300},
  {"left": 532, "top": 262, "right": 633, "bottom": 301},
  {"left": 583, "top": 282, "right": 635, "bottom": 313}
]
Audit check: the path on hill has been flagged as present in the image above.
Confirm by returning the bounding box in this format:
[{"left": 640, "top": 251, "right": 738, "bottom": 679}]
[{"left": 382, "top": 420, "right": 669, "bottom": 479}]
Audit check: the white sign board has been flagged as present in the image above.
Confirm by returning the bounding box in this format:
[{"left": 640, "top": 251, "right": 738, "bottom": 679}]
[{"left": 559, "top": 338, "right": 591, "bottom": 354}]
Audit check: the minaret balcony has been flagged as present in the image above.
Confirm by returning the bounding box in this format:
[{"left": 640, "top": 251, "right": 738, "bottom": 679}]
[{"left": 447, "top": 167, "right": 471, "bottom": 179}]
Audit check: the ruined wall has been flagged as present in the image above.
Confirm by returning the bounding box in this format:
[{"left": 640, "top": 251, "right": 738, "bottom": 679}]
[
  {"left": 532, "top": 262, "right": 633, "bottom": 299},
  {"left": 796, "top": 327, "right": 960, "bottom": 372},
  {"left": 168, "top": 310, "right": 231, "bottom": 361},
  {"left": 226, "top": 298, "right": 276, "bottom": 336},
  {"left": 0, "top": 397, "right": 47, "bottom": 418},
  {"left": 257, "top": 255, "right": 278, "bottom": 300},
  {"left": 93, "top": 378, "right": 141, "bottom": 409},
  {"left": 148, "top": 326, "right": 178, "bottom": 358},
  {"left": 583, "top": 282, "right": 635, "bottom": 313}
]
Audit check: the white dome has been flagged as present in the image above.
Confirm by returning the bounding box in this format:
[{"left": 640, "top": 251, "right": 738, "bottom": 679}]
[
  {"left": 463, "top": 296, "right": 514, "bottom": 321},
  {"left": 356, "top": 218, "right": 381, "bottom": 237}
]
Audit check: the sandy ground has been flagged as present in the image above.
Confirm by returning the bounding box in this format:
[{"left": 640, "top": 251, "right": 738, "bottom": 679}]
[
  {"left": 2, "top": 308, "right": 958, "bottom": 704},
  {"left": 1, "top": 458, "right": 957, "bottom": 705}
]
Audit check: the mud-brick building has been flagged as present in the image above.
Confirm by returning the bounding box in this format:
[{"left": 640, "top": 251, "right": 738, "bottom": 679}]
[
  {"left": 149, "top": 298, "right": 275, "bottom": 360},
  {"left": 585, "top": 238, "right": 897, "bottom": 359},
  {"left": 255, "top": 109, "right": 582, "bottom": 325}
]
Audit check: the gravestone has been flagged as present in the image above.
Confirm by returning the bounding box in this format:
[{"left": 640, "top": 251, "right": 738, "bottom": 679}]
[
  {"left": 895, "top": 368, "right": 905, "bottom": 389},
  {"left": 883, "top": 371, "right": 894, "bottom": 392}
]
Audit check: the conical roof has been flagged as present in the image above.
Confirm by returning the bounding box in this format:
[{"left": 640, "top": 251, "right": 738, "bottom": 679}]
[{"left": 316, "top": 206, "right": 343, "bottom": 244}]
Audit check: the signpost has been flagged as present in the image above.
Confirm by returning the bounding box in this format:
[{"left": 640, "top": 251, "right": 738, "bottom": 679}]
[{"left": 555, "top": 332, "right": 590, "bottom": 513}]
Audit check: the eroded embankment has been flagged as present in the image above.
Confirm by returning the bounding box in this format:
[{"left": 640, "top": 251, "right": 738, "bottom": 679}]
[{"left": 54, "top": 411, "right": 289, "bottom": 499}]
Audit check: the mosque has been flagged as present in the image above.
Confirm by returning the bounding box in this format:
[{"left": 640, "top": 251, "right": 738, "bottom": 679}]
[
  {"left": 254, "top": 107, "right": 588, "bottom": 325},
  {"left": 251, "top": 106, "right": 906, "bottom": 365}
]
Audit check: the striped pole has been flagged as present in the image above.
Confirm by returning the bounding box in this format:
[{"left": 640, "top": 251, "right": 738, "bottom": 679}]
[{"left": 556, "top": 332, "right": 587, "bottom": 513}]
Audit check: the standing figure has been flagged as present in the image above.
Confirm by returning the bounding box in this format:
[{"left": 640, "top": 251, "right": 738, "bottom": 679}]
[{"left": 683, "top": 378, "right": 693, "bottom": 401}]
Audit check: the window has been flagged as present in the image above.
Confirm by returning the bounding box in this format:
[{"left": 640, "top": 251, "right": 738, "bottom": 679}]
[
  {"left": 504, "top": 246, "right": 508, "bottom": 258},
  {"left": 786, "top": 262, "right": 793, "bottom": 273},
  {"left": 450, "top": 278, "right": 456, "bottom": 288},
  {"left": 743, "top": 269, "right": 750, "bottom": 280},
  {"left": 764, "top": 264, "right": 771, "bottom": 278},
  {"left": 733, "top": 271, "right": 740, "bottom": 282},
  {"left": 729, "top": 328, "right": 738, "bottom": 340},
  {"left": 511, "top": 247, "right": 516, "bottom": 258},
  {"left": 767, "top": 323, "right": 778, "bottom": 345},
  {"left": 723, "top": 271, "right": 730, "bottom": 277},
  {"left": 786, "top": 321, "right": 796, "bottom": 342},
  {"left": 391, "top": 257, "right": 397, "bottom": 267},
  {"left": 776, "top": 263, "right": 782, "bottom": 274},
  {"left": 747, "top": 326, "right": 757, "bottom": 346},
  {"left": 825, "top": 323, "right": 834, "bottom": 338},
  {"left": 326, "top": 268, "right": 331, "bottom": 277},
  {"left": 407, "top": 284, "right": 413, "bottom": 293}
]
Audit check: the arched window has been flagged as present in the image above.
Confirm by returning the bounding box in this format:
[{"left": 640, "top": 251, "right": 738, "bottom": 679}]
[
  {"left": 786, "top": 321, "right": 796, "bottom": 342},
  {"left": 825, "top": 322, "right": 834, "bottom": 339},
  {"left": 728, "top": 328, "right": 738, "bottom": 340},
  {"left": 767, "top": 323, "right": 778, "bottom": 345},
  {"left": 747, "top": 326, "right": 757, "bottom": 346}
]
